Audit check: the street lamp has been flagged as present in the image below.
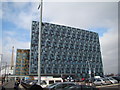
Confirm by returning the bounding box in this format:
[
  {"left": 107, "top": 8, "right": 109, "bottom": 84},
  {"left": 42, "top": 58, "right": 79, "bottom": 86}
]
[{"left": 38, "top": 0, "right": 43, "bottom": 85}]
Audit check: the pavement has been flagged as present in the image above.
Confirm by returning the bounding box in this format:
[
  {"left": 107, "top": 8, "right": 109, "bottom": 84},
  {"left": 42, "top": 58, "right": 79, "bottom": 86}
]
[
  {"left": 0, "top": 80, "right": 25, "bottom": 90},
  {"left": 96, "top": 83, "right": 120, "bottom": 90},
  {"left": 96, "top": 83, "right": 120, "bottom": 88}
]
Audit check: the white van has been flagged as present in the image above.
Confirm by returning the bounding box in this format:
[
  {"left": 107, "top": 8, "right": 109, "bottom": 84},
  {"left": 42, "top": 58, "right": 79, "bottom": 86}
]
[
  {"left": 94, "top": 76, "right": 101, "bottom": 79},
  {"left": 34, "top": 77, "right": 63, "bottom": 88},
  {"left": 41, "top": 77, "right": 63, "bottom": 87}
]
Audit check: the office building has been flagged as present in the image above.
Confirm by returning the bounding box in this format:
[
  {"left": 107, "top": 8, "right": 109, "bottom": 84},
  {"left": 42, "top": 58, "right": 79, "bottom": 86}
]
[
  {"left": 29, "top": 21, "right": 104, "bottom": 78},
  {"left": 15, "top": 49, "right": 30, "bottom": 75}
]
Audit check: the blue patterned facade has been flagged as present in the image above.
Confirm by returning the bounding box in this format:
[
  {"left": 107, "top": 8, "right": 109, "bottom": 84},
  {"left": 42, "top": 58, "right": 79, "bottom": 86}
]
[{"left": 29, "top": 21, "right": 103, "bottom": 78}]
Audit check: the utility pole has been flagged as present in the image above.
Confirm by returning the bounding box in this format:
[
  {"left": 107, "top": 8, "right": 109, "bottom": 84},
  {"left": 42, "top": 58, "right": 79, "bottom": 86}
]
[{"left": 38, "top": 0, "right": 43, "bottom": 85}]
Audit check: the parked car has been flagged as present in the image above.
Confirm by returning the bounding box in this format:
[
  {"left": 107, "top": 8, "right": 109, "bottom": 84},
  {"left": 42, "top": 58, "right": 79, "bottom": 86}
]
[
  {"left": 85, "top": 78, "right": 93, "bottom": 83},
  {"left": 24, "top": 80, "right": 33, "bottom": 84},
  {"left": 112, "top": 76, "right": 120, "bottom": 83},
  {"left": 28, "top": 80, "right": 47, "bottom": 88},
  {"left": 63, "top": 85, "right": 99, "bottom": 90},
  {"left": 106, "top": 77, "right": 118, "bottom": 84},
  {"left": 44, "top": 82, "right": 77, "bottom": 90},
  {"left": 93, "top": 78, "right": 106, "bottom": 85},
  {"left": 103, "top": 78, "right": 111, "bottom": 85},
  {"left": 29, "top": 80, "right": 38, "bottom": 85}
]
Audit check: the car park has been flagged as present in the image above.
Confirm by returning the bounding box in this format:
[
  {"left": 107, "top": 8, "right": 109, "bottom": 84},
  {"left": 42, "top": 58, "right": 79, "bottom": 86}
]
[
  {"left": 105, "top": 77, "right": 118, "bottom": 84},
  {"left": 44, "top": 82, "right": 77, "bottom": 90},
  {"left": 93, "top": 78, "right": 106, "bottom": 85},
  {"left": 112, "top": 76, "right": 120, "bottom": 83},
  {"left": 27, "top": 80, "right": 47, "bottom": 88},
  {"left": 44, "top": 82, "right": 99, "bottom": 90},
  {"left": 29, "top": 80, "right": 38, "bottom": 85},
  {"left": 103, "top": 78, "right": 111, "bottom": 85},
  {"left": 63, "top": 85, "right": 99, "bottom": 90},
  {"left": 24, "top": 80, "right": 33, "bottom": 84},
  {"left": 85, "top": 78, "right": 93, "bottom": 83}
]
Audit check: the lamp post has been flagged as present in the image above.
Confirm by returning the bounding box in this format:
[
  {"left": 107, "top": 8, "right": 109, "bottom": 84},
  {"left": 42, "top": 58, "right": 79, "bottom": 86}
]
[{"left": 38, "top": 0, "right": 43, "bottom": 85}]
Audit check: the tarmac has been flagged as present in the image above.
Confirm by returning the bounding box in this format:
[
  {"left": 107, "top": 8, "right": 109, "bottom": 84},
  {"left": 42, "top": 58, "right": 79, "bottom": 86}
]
[
  {"left": 96, "top": 83, "right": 120, "bottom": 88},
  {"left": 0, "top": 80, "right": 25, "bottom": 90}
]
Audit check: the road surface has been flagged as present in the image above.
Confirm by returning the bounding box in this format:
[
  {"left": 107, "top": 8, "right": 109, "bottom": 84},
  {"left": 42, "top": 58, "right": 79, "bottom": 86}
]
[
  {"left": 97, "top": 83, "right": 120, "bottom": 90},
  {"left": 0, "top": 80, "right": 25, "bottom": 90}
]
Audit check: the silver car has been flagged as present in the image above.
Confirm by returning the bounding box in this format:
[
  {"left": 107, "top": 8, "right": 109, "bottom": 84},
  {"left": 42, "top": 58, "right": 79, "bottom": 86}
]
[
  {"left": 45, "top": 82, "right": 76, "bottom": 90},
  {"left": 93, "top": 78, "right": 106, "bottom": 85},
  {"left": 106, "top": 77, "right": 118, "bottom": 84}
]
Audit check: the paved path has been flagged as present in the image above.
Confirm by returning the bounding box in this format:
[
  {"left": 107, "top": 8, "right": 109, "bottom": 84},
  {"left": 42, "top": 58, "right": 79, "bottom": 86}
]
[
  {"left": 97, "top": 83, "right": 120, "bottom": 90},
  {"left": 0, "top": 81, "right": 25, "bottom": 90}
]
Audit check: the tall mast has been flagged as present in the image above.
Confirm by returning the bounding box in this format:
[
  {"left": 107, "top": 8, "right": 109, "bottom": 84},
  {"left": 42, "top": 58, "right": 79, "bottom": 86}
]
[
  {"left": 38, "top": 0, "right": 43, "bottom": 85},
  {"left": 11, "top": 46, "right": 14, "bottom": 70}
]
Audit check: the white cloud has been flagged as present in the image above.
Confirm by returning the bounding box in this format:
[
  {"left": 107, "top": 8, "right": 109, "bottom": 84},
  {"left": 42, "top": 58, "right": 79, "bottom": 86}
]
[
  {"left": 1, "top": 0, "right": 119, "bottom": 2},
  {"left": 2, "top": 3, "right": 30, "bottom": 30},
  {"left": 14, "top": 12, "right": 32, "bottom": 30},
  {"left": 100, "top": 28, "right": 118, "bottom": 74},
  {"left": 2, "top": 35, "right": 30, "bottom": 65},
  {"left": 43, "top": 2, "right": 118, "bottom": 30},
  {"left": 4, "top": 31, "right": 16, "bottom": 36},
  {"left": 2, "top": 2, "right": 40, "bottom": 30}
]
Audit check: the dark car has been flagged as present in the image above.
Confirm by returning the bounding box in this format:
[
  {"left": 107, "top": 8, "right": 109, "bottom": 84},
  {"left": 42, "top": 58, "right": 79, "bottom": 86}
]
[
  {"left": 24, "top": 80, "right": 33, "bottom": 84},
  {"left": 29, "top": 84, "right": 43, "bottom": 90},
  {"left": 44, "top": 82, "right": 77, "bottom": 90},
  {"left": 29, "top": 80, "right": 38, "bottom": 85},
  {"left": 112, "top": 76, "right": 120, "bottom": 83},
  {"left": 63, "top": 85, "right": 99, "bottom": 90}
]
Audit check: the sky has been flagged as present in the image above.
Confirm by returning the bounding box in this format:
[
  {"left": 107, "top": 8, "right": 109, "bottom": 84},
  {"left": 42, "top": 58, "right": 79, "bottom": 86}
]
[{"left": 0, "top": 0, "right": 119, "bottom": 74}]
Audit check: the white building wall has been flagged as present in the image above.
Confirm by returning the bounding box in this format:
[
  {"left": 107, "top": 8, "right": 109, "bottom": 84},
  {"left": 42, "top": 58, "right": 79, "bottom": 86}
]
[{"left": 0, "top": 65, "right": 14, "bottom": 77}]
